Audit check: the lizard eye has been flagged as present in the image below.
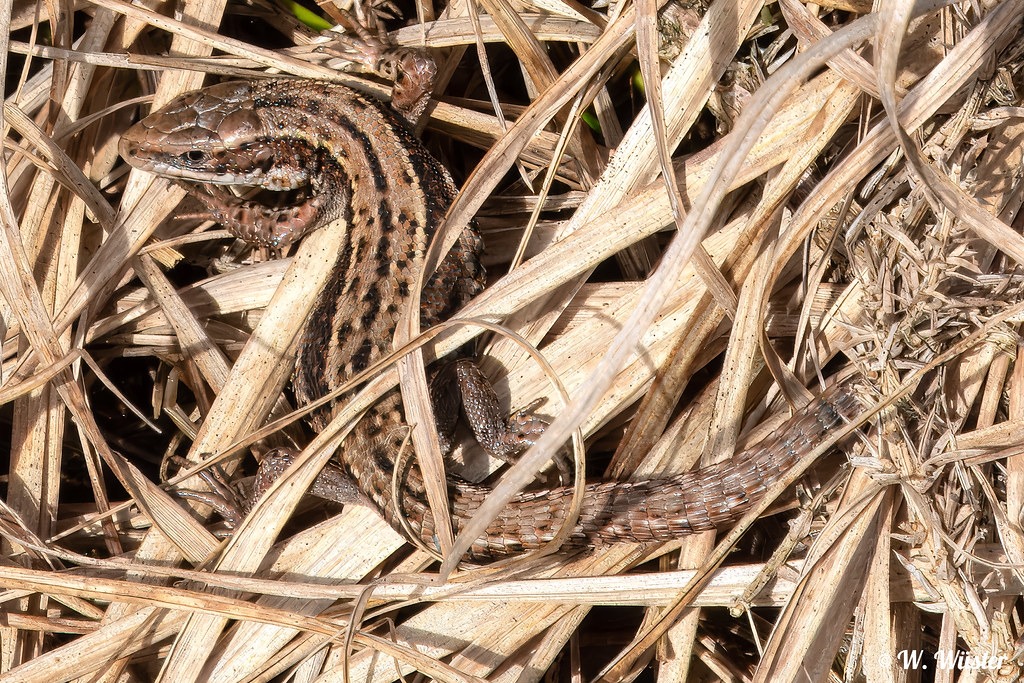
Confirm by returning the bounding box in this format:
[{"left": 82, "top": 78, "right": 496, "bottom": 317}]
[{"left": 182, "top": 150, "right": 206, "bottom": 163}]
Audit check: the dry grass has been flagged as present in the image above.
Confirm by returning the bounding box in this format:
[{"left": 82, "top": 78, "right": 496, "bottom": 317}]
[{"left": 2, "top": 0, "right": 1024, "bottom": 680}]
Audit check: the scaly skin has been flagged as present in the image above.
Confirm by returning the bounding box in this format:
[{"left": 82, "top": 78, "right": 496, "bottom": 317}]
[{"left": 120, "top": 76, "right": 859, "bottom": 559}]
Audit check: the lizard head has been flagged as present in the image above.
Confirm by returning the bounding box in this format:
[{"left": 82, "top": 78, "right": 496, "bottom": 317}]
[{"left": 119, "top": 80, "right": 310, "bottom": 191}]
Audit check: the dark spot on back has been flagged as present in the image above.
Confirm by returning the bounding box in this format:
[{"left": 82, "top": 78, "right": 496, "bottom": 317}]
[
  {"left": 334, "top": 113, "right": 387, "bottom": 191},
  {"left": 351, "top": 338, "right": 373, "bottom": 373},
  {"left": 372, "top": 444, "right": 393, "bottom": 474},
  {"left": 376, "top": 232, "right": 391, "bottom": 260}
]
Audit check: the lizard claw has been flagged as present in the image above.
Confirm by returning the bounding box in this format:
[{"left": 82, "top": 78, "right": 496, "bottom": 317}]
[
  {"left": 351, "top": 0, "right": 403, "bottom": 26},
  {"left": 168, "top": 455, "right": 248, "bottom": 530},
  {"left": 505, "top": 398, "right": 573, "bottom": 483},
  {"left": 321, "top": 9, "right": 436, "bottom": 124},
  {"left": 506, "top": 398, "right": 550, "bottom": 452}
]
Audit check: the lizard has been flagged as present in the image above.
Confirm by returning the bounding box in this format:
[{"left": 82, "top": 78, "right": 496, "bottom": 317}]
[{"left": 118, "top": 36, "right": 860, "bottom": 560}]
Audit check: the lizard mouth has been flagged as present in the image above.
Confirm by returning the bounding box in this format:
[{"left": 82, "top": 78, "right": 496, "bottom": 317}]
[
  {"left": 193, "top": 181, "right": 314, "bottom": 209},
  {"left": 121, "top": 151, "right": 274, "bottom": 187}
]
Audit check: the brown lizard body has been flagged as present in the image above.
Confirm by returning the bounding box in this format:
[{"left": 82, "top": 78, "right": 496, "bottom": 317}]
[{"left": 120, "top": 74, "right": 858, "bottom": 559}]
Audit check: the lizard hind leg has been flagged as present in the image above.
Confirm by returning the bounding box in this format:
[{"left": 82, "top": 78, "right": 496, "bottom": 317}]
[{"left": 432, "top": 359, "right": 552, "bottom": 465}]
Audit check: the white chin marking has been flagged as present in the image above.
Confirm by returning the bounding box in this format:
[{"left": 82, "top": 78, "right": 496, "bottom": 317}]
[{"left": 144, "top": 164, "right": 249, "bottom": 185}]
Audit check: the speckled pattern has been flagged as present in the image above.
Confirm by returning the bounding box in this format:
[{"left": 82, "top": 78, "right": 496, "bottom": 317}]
[
  {"left": 253, "top": 389, "right": 859, "bottom": 558},
  {"left": 120, "top": 78, "right": 485, "bottom": 424},
  {"left": 121, "top": 77, "right": 861, "bottom": 560}
]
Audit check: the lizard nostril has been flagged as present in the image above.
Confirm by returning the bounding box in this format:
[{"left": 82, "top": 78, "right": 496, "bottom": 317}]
[{"left": 183, "top": 150, "right": 205, "bottom": 163}]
